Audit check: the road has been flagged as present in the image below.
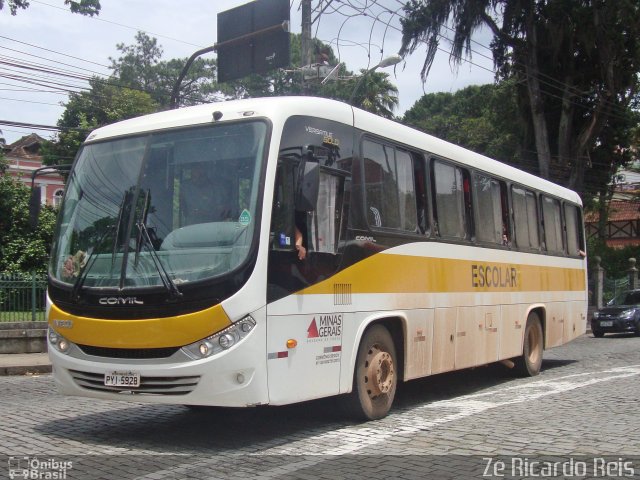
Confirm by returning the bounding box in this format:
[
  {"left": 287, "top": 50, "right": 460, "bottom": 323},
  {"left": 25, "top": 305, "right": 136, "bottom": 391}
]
[{"left": 1, "top": 333, "right": 639, "bottom": 479}]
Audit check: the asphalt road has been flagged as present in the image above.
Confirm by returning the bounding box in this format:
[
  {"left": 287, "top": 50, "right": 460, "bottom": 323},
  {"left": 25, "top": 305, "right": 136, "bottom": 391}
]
[{"left": 1, "top": 333, "right": 639, "bottom": 479}]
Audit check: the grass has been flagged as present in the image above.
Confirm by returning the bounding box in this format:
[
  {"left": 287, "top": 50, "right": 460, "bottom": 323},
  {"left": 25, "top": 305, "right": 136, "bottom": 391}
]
[{"left": 0, "top": 311, "right": 46, "bottom": 322}]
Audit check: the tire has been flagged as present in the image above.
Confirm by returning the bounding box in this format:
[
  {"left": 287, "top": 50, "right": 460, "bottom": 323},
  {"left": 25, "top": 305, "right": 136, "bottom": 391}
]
[
  {"left": 592, "top": 330, "right": 605, "bottom": 338},
  {"left": 514, "top": 312, "right": 544, "bottom": 377},
  {"left": 345, "top": 324, "right": 398, "bottom": 421}
]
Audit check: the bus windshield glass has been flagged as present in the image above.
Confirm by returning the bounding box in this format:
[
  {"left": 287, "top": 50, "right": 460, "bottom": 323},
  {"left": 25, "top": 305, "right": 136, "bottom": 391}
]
[{"left": 50, "top": 121, "right": 267, "bottom": 289}]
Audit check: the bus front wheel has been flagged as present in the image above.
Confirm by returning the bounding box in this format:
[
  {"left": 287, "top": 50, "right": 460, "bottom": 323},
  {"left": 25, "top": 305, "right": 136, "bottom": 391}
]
[
  {"left": 346, "top": 324, "right": 397, "bottom": 420},
  {"left": 515, "top": 313, "right": 543, "bottom": 377}
]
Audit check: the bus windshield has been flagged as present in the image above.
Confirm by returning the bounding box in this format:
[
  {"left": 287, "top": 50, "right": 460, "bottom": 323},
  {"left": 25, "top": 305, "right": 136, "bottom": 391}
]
[{"left": 50, "top": 121, "right": 267, "bottom": 290}]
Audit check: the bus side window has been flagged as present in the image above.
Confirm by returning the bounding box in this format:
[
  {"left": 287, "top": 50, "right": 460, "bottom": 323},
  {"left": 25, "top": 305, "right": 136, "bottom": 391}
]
[
  {"left": 306, "top": 170, "right": 347, "bottom": 254},
  {"left": 363, "top": 140, "right": 418, "bottom": 233},
  {"left": 541, "top": 195, "right": 564, "bottom": 254},
  {"left": 413, "top": 153, "right": 428, "bottom": 234},
  {"left": 473, "top": 173, "right": 508, "bottom": 245},
  {"left": 431, "top": 159, "right": 470, "bottom": 240},
  {"left": 564, "top": 203, "right": 585, "bottom": 256},
  {"left": 512, "top": 186, "right": 540, "bottom": 250}
]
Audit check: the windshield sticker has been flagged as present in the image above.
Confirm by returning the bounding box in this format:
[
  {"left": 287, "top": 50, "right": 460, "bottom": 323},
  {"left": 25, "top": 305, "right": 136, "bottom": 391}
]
[
  {"left": 238, "top": 209, "right": 252, "bottom": 227},
  {"left": 279, "top": 233, "right": 291, "bottom": 246},
  {"left": 62, "top": 250, "right": 87, "bottom": 280}
]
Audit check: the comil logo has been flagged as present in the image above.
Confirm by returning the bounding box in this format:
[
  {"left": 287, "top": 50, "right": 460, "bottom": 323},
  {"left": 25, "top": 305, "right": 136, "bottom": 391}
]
[{"left": 98, "top": 297, "right": 144, "bottom": 305}]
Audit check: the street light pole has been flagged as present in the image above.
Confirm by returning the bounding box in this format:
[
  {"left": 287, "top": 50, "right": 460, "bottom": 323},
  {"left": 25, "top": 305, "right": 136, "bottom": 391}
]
[{"left": 348, "top": 54, "right": 402, "bottom": 106}]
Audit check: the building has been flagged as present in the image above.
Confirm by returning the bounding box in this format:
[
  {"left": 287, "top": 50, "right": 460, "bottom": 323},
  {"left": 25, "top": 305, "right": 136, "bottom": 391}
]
[
  {"left": 1, "top": 134, "right": 65, "bottom": 207},
  {"left": 584, "top": 164, "right": 640, "bottom": 249},
  {"left": 585, "top": 201, "right": 640, "bottom": 248}
]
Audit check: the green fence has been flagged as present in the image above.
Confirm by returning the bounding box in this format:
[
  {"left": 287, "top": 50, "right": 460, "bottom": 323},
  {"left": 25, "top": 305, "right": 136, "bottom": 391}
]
[{"left": 0, "top": 272, "right": 47, "bottom": 322}]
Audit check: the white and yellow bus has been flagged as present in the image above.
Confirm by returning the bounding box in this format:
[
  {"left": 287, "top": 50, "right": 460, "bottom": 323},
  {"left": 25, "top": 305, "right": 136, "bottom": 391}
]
[{"left": 45, "top": 96, "right": 587, "bottom": 419}]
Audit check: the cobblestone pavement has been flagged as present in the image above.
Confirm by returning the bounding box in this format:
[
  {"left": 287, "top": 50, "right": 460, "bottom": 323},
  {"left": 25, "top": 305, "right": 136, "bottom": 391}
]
[{"left": 1, "top": 333, "right": 639, "bottom": 479}]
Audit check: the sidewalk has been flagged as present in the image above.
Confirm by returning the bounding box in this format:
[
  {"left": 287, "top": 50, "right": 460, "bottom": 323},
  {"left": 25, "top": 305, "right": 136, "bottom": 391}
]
[{"left": 0, "top": 353, "right": 51, "bottom": 376}]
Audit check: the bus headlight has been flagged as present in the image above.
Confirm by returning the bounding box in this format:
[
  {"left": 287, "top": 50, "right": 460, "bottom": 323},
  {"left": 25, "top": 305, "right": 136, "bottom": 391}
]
[
  {"left": 48, "top": 328, "right": 72, "bottom": 354},
  {"left": 182, "top": 315, "right": 256, "bottom": 360}
]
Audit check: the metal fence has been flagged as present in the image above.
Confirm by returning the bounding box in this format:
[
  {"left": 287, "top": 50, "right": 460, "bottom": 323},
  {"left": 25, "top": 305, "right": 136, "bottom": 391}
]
[
  {"left": 0, "top": 272, "right": 47, "bottom": 322},
  {"left": 603, "top": 276, "right": 630, "bottom": 304}
]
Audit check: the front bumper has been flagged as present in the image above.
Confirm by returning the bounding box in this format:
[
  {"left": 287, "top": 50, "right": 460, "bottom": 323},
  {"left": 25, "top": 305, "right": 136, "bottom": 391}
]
[
  {"left": 48, "top": 321, "right": 269, "bottom": 407},
  {"left": 591, "top": 317, "right": 638, "bottom": 334}
]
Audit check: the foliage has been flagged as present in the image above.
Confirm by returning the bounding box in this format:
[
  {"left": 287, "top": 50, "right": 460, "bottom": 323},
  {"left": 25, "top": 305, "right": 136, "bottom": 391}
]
[
  {"left": 222, "top": 33, "right": 399, "bottom": 118},
  {"left": 400, "top": 0, "right": 640, "bottom": 198},
  {"left": 587, "top": 236, "right": 640, "bottom": 282},
  {"left": 43, "top": 31, "right": 401, "bottom": 165},
  {"left": 109, "top": 32, "right": 219, "bottom": 108},
  {"left": 0, "top": 173, "right": 57, "bottom": 274},
  {"left": 402, "top": 81, "right": 523, "bottom": 163},
  {"left": 42, "top": 78, "right": 157, "bottom": 166},
  {"left": 0, "top": 0, "right": 100, "bottom": 15}
]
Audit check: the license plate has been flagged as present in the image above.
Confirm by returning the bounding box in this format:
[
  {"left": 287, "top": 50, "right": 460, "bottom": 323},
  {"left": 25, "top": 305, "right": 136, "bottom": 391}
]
[
  {"left": 599, "top": 321, "right": 613, "bottom": 327},
  {"left": 105, "top": 372, "right": 140, "bottom": 388}
]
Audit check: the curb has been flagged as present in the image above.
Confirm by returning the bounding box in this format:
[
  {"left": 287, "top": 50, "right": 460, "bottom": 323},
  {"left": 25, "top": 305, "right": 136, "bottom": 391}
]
[
  {"left": 0, "top": 364, "right": 52, "bottom": 376},
  {"left": 0, "top": 353, "right": 51, "bottom": 376}
]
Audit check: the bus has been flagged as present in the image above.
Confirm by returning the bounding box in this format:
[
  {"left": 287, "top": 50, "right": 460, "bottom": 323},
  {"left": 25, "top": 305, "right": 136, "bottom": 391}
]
[{"left": 43, "top": 96, "right": 587, "bottom": 420}]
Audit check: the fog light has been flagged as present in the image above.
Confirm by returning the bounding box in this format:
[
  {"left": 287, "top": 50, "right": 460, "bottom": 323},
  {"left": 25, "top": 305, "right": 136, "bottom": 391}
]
[
  {"left": 219, "top": 334, "right": 235, "bottom": 349},
  {"left": 237, "top": 373, "right": 245, "bottom": 384},
  {"left": 58, "top": 339, "right": 69, "bottom": 353}
]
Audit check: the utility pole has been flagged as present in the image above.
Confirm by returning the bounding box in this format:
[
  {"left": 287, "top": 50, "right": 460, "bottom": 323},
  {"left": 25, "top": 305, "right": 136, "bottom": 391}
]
[{"left": 301, "top": 0, "right": 312, "bottom": 69}]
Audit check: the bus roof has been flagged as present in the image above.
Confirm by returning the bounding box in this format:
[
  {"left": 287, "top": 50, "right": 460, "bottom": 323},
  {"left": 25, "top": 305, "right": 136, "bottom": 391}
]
[{"left": 85, "top": 96, "right": 581, "bottom": 204}]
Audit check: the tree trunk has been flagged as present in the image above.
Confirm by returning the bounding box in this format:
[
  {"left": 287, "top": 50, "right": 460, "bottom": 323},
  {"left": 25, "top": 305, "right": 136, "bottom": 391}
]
[{"left": 523, "top": 11, "right": 552, "bottom": 180}]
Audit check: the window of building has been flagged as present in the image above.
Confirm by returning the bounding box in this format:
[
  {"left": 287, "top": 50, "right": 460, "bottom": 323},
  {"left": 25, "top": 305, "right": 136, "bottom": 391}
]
[{"left": 53, "top": 189, "right": 64, "bottom": 208}]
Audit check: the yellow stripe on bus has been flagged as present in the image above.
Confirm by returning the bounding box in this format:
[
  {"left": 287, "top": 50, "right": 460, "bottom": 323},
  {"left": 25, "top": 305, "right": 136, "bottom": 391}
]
[
  {"left": 299, "top": 254, "right": 586, "bottom": 295},
  {"left": 48, "top": 303, "right": 232, "bottom": 349}
]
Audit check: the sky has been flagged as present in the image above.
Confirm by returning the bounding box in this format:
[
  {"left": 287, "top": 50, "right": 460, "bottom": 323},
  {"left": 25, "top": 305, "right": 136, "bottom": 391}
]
[{"left": 0, "top": 0, "right": 495, "bottom": 146}]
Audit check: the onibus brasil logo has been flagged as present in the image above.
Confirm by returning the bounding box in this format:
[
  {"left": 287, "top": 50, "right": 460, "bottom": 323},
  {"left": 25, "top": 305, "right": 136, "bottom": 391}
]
[{"left": 8, "top": 456, "right": 73, "bottom": 479}]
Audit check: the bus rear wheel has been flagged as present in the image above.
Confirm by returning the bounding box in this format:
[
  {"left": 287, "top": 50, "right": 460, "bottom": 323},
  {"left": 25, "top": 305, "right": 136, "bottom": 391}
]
[
  {"left": 515, "top": 313, "right": 543, "bottom": 377},
  {"left": 346, "top": 324, "right": 397, "bottom": 421}
]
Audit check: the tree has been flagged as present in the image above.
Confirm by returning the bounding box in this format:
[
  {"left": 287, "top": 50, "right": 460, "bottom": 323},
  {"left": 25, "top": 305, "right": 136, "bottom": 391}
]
[
  {"left": 0, "top": 171, "right": 57, "bottom": 273},
  {"left": 42, "top": 78, "right": 157, "bottom": 165},
  {"left": 326, "top": 70, "right": 399, "bottom": 119},
  {"left": 403, "top": 81, "right": 523, "bottom": 163},
  {"left": 110, "top": 32, "right": 219, "bottom": 108},
  {"left": 222, "top": 33, "right": 399, "bottom": 118},
  {"left": 1, "top": 0, "right": 100, "bottom": 15},
  {"left": 400, "top": 0, "right": 640, "bottom": 196}
]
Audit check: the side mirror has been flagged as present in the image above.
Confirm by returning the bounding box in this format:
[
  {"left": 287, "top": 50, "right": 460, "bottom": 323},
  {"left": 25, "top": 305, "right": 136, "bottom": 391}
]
[
  {"left": 29, "top": 186, "right": 42, "bottom": 229},
  {"left": 296, "top": 161, "right": 319, "bottom": 212}
]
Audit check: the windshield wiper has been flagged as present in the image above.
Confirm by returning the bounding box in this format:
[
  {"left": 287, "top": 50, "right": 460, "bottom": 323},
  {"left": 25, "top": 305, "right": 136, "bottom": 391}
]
[
  {"left": 112, "top": 190, "right": 132, "bottom": 268},
  {"left": 136, "top": 220, "right": 183, "bottom": 301},
  {"left": 133, "top": 189, "right": 150, "bottom": 268}
]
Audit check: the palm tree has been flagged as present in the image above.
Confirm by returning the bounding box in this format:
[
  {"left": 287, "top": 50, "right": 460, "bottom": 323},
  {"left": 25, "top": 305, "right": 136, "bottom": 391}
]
[{"left": 321, "top": 70, "right": 399, "bottom": 119}]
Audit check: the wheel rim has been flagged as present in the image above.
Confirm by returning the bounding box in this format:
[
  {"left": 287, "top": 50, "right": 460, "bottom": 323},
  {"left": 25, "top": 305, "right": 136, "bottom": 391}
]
[
  {"left": 526, "top": 323, "right": 542, "bottom": 365},
  {"left": 363, "top": 345, "right": 395, "bottom": 399}
]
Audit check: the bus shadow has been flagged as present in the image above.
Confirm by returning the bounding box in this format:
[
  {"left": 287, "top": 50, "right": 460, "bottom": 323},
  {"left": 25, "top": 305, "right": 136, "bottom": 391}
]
[{"left": 35, "top": 359, "right": 577, "bottom": 453}]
